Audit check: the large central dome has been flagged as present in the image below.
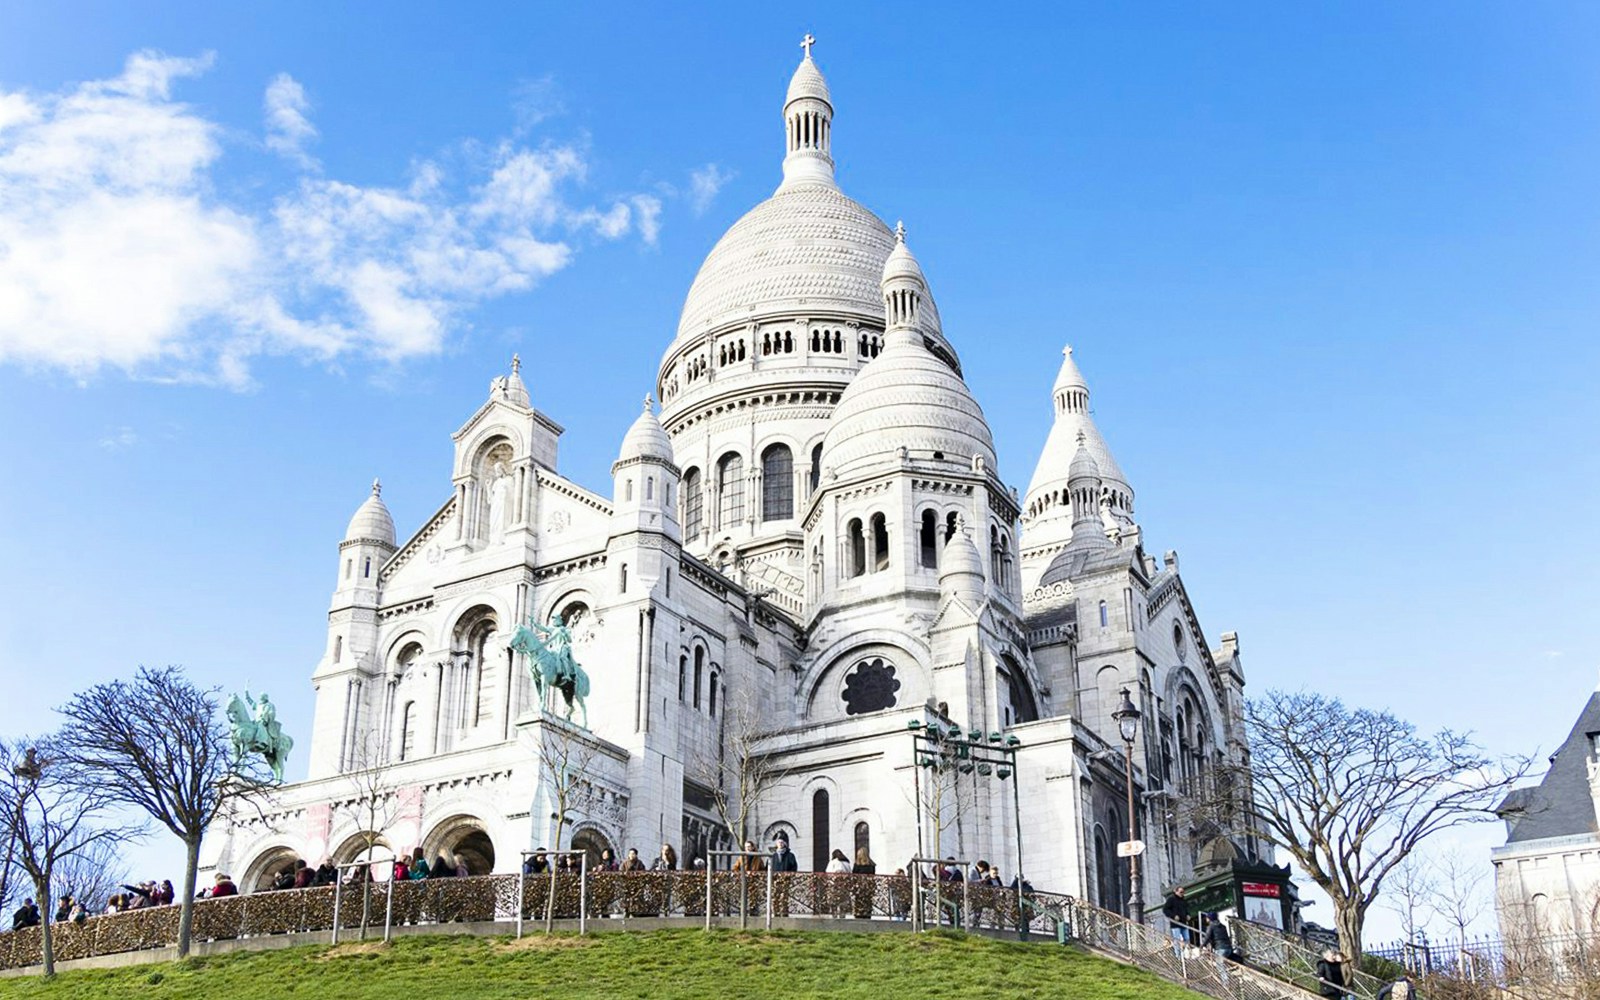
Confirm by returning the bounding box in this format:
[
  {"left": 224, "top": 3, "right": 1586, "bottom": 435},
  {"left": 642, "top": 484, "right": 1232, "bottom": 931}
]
[{"left": 673, "top": 183, "right": 943, "bottom": 344}]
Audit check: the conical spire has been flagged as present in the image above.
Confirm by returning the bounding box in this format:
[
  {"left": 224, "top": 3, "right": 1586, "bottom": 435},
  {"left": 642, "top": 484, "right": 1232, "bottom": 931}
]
[
  {"left": 345, "top": 477, "right": 396, "bottom": 546},
  {"left": 1023, "top": 345, "right": 1131, "bottom": 520},
  {"left": 780, "top": 34, "right": 836, "bottom": 190},
  {"left": 881, "top": 221, "right": 927, "bottom": 339},
  {"left": 939, "top": 517, "right": 987, "bottom": 607}
]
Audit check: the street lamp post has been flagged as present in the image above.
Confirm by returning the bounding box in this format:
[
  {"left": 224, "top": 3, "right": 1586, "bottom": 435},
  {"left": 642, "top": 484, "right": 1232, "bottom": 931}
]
[{"left": 1112, "top": 688, "right": 1144, "bottom": 925}]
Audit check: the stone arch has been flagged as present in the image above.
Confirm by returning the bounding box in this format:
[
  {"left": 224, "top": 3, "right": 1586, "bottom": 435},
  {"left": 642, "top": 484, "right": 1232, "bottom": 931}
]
[
  {"left": 801, "top": 635, "right": 928, "bottom": 719},
  {"left": 242, "top": 844, "right": 302, "bottom": 894},
  {"left": 997, "top": 652, "right": 1040, "bottom": 725},
  {"left": 453, "top": 424, "right": 525, "bottom": 481},
  {"left": 420, "top": 814, "right": 497, "bottom": 875},
  {"left": 570, "top": 825, "right": 617, "bottom": 869},
  {"left": 331, "top": 829, "right": 394, "bottom": 867}
]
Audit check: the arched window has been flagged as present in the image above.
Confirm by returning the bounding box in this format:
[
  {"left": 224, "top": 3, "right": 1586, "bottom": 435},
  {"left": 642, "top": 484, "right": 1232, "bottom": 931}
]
[
  {"left": 1099, "top": 600, "right": 1109, "bottom": 628},
  {"left": 919, "top": 509, "right": 938, "bottom": 568},
  {"left": 468, "top": 617, "right": 498, "bottom": 729},
  {"left": 619, "top": 563, "right": 628, "bottom": 594},
  {"left": 809, "top": 443, "right": 823, "bottom": 495},
  {"left": 709, "top": 673, "right": 719, "bottom": 716},
  {"left": 678, "top": 654, "right": 687, "bottom": 701},
  {"left": 625, "top": 479, "right": 633, "bottom": 502},
  {"left": 945, "top": 510, "right": 959, "bottom": 542},
  {"left": 718, "top": 453, "right": 745, "bottom": 527},
  {"left": 683, "top": 468, "right": 703, "bottom": 538},
  {"left": 847, "top": 518, "right": 866, "bottom": 577},
  {"left": 693, "top": 647, "right": 704, "bottom": 708},
  {"left": 871, "top": 513, "right": 889, "bottom": 571},
  {"left": 363, "top": 557, "right": 371, "bottom": 578},
  {"left": 333, "top": 636, "right": 343, "bottom": 663},
  {"left": 812, "top": 789, "right": 830, "bottom": 872},
  {"left": 762, "top": 445, "right": 794, "bottom": 521},
  {"left": 854, "top": 822, "right": 870, "bottom": 859},
  {"left": 645, "top": 476, "right": 653, "bottom": 500},
  {"left": 399, "top": 701, "right": 416, "bottom": 761}
]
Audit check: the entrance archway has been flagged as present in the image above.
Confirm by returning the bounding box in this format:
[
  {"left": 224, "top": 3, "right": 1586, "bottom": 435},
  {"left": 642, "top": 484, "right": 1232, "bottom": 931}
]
[
  {"left": 570, "top": 827, "right": 614, "bottom": 869},
  {"left": 422, "top": 815, "right": 497, "bottom": 874},
  {"left": 243, "top": 846, "right": 300, "bottom": 893}
]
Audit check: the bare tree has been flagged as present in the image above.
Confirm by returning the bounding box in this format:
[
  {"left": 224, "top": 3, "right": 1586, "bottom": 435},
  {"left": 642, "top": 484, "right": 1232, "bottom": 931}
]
[
  {"left": 51, "top": 839, "right": 129, "bottom": 912},
  {"left": 57, "top": 665, "right": 272, "bottom": 957},
  {"left": 1230, "top": 690, "right": 1529, "bottom": 960},
  {"left": 0, "top": 736, "right": 143, "bottom": 976},
  {"left": 1382, "top": 852, "right": 1437, "bottom": 960},
  {"left": 334, "top": 730, "right": 404, "bottom": 937},
  {"left": 532, "top": 716, "right": 598, "bottom": 932},
  {"left": 686, "top": 693, "right": 790, "bottom": 846},
  {"left": 1428, "top": 844, "right": 1490, "bottom": 947}
]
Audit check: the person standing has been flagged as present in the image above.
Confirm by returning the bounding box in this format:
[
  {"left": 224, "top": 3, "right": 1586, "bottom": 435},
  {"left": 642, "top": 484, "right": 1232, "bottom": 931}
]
[
  {"left": 770, "top": 834, "right": 797, "bottom": 916},
  {"left": 1162, "top": 885, "right": 1191, "bottom": 956},
  {"left": 851, "top": 847, "right": 876, "bottom": 918},
  {"left": 12, "top": 898, "right": 39, "bottom": 929},
  {"left": 1317, "top": 949, "right": 1350, "bottom": 999}
]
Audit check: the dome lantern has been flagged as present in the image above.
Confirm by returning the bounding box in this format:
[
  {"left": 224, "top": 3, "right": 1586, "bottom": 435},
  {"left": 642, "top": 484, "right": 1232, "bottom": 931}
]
[{"left": 781, "top": 34, "right": 837, "bottom": 191}]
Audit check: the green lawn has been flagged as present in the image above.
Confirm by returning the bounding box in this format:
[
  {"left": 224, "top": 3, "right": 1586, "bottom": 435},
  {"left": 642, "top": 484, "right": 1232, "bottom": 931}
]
[{"left": 2, "top": 929, "right": 1208, "bottom": 999}]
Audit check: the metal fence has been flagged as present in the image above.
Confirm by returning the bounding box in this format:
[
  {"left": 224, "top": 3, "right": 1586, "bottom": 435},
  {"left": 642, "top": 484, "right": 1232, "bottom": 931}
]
[{"left": 0, "top": 872, "right": 1072, "bottom": 972}]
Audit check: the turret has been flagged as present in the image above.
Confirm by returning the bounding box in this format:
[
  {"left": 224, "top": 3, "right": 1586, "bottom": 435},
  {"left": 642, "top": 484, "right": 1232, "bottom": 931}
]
[
  {"left": 939, "top": 519, "right": 987, "bottom": 608},
  {"left": 610, "top": 396, "right": 680, "bottom": 543},
  {"left": 334, "top": 479, "right": 396, "bottom": 609}
]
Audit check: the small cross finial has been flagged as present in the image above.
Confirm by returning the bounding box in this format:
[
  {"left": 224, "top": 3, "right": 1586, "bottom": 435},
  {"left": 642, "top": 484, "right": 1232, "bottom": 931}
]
[
  {"left": 1075, "top": 430, "right": 1087, "bottom": 447},
  {"left": 643, "top": 394, "right": 654, "bottom": 412},
  {"left": 895, "top": 220, "right": 906, "bottom": 243},
  {"left": 371, "top": 478, "right": 382, "bottom": 498},
  {"left": 511, "top": 353, "right": 521, "bottom": 375},
  {"left": 801, "top": 33, "right": 816, "bottom": 59},
  {"left": 1063, "top": 344, "right": 1073, "bottom": 357}
]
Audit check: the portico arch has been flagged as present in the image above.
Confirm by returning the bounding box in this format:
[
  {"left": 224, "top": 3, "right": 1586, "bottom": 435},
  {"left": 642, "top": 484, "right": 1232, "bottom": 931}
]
[
  {"left": 421, "top": 814, "right": 497, "bottom": 874},
  {"left": 242, "top": 845, "right": 301, "bottom": 893}
]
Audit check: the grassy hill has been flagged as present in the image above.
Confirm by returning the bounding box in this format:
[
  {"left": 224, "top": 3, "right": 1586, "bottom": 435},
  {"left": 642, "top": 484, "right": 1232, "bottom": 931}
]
[{"left": 2, "top": 928, "right": 1209, "bottom": 999}]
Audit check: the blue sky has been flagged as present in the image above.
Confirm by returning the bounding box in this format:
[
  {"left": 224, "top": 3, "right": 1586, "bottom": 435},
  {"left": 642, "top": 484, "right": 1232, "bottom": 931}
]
[{"left": 2, "top": 3, "right": 1597, "bottom": 938}]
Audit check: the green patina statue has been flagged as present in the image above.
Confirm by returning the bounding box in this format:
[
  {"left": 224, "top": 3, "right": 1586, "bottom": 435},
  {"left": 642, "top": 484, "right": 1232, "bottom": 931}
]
[
  {"left": 509, "top": 613, "right": 591, "bottom": 728},
  {"left": 226, "top": 690, "right": 293, "bottom": 782}
]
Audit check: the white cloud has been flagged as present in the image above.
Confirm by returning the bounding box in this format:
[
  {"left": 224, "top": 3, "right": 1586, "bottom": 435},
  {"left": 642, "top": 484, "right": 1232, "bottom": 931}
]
[
  {"left": 0, "top": 52, "right": 661, "bottom": 387},
  {"left": 264, "top": 73, "right": 317, "bottom": 169},
  {"left": 97, "top": 426, "right": 138, "bottom": 450},
  {"left": 689, "top": 163, "right": 734, "bottom": 215},
  {"left": 631, "top": 194, "right": 662, "bottom": 245}
]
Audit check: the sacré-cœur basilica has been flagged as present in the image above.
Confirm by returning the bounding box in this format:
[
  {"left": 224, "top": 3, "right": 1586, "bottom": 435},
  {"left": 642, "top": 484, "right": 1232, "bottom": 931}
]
[{"left": 204, "top": 40, "right": 1258, "bottom": 918}]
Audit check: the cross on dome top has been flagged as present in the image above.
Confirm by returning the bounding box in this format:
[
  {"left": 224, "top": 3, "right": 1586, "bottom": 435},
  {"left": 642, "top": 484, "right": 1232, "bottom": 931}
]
[
  {"left": 895, "top": 220, "right": 907, "bottom": 243},
  {"left": 801, "top": 33, "right": 816, "bottom": 59},
  {"left": 371, "top": 478, "right": 382, "bottom": 498},
  {"left": 643, "top": 394, "right": 654, "bottom": 412},
  {"left": 511, "top": 353, "right": 521, "bottom": 375}
]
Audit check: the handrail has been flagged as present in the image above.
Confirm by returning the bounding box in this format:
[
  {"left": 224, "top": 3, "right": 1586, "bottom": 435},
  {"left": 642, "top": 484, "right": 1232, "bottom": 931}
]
[
  {"left": 1059, "top": 897, "right": 1324, "bottom": 1000},
  {"left": 1225, "top": 917, "right": 1383, "bottom": 1000}
]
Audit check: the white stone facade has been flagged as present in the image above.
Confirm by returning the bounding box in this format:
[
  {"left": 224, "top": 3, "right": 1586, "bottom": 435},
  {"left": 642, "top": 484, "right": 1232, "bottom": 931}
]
[{"left": 204, "top": 45, "right": 1253, "bottom": 917}]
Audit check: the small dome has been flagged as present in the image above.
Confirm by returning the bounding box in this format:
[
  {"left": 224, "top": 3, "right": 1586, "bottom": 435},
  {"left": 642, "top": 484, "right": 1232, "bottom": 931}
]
[
  {"left": 786, "top": 55, "right": 832, "bottom": 108},
  {"left": 881, "top": 222, "right": 926, "bottom": 287},
  {"left": 616, "top": 396, "right": 674, "bottom": 465},
  {"left": 345, "top": 480, "right": 396, "bottom": 546},
  {"left": 821, "top": 331, "right": 994, "bottom": 476},
  {"left": 502, "top": 354, "right": 530, "bottom": 408},
  {"left": 940, "top": 524, "right": 986, "bottom": 605},
  {"left": 1067, "top": 433, "right": 1101, "bottom": 484}
]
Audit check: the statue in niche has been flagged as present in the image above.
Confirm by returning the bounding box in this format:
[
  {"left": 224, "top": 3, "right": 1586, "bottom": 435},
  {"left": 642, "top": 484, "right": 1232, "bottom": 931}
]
[{"left": 486, "top": 461, "right": 511, "bottom": 543}]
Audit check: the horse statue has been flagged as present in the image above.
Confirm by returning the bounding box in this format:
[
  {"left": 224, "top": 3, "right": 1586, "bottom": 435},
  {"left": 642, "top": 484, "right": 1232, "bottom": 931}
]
[
  {"left": 508, "top": 613, "right": 591, "bottom": 728},
  {"left": 226, "top": 690, "right": 293, "bottom": 782}
]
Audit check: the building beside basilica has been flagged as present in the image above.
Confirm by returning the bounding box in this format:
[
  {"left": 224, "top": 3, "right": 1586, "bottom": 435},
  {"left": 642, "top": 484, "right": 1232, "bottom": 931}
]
[{"left": 204, "top": 43, "right": 1256, "bottom": 916}]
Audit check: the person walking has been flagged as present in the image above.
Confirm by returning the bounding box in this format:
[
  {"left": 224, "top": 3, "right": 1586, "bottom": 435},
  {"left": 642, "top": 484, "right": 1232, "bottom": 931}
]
[
  {"left": 1317, "top": 949, "right": 1350, "bottom": 999},
  {"left": 1375, "top": 975, "right": 1420, "bottom": 999},
  {"left": 1162, "top": 885, "right": 1191, "bottom": 956},
  {"left": 1202, "top": 912, "right": 1234, "bottom": 982}
]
